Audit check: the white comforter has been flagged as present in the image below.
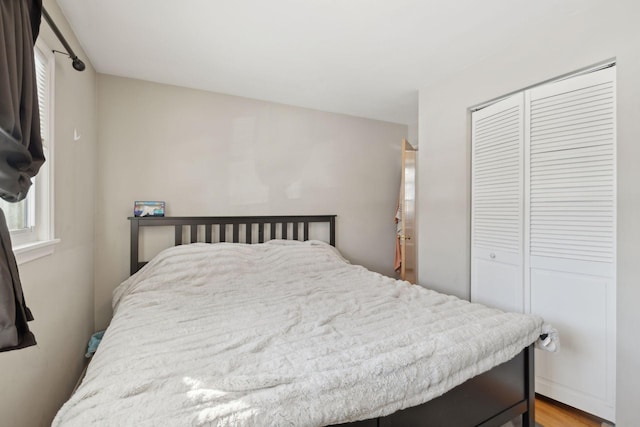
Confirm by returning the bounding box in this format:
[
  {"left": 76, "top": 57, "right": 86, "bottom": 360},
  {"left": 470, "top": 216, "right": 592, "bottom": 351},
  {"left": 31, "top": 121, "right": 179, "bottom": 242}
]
[{"left": 53, "top": 241, "right": 545, "bottom": 427}]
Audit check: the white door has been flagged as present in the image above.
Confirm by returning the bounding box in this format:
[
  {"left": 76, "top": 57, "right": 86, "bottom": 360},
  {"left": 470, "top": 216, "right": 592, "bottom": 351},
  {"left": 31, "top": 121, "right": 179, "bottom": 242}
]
[
  {"left": 471, "top": 66, "right": 617, "bottom": 421},
  {"left": 471, "top": 94, "right": 524, "bottom": 313},
  {"left": 526, "top": 67, "right": 616, "bottom": 421}
]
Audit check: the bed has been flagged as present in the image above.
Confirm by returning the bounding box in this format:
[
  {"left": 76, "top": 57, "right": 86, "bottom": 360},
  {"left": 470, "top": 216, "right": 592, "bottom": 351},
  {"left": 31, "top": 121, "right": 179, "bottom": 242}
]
[{"left": 53, "top": 215, "right": 548, "bottom": 427}]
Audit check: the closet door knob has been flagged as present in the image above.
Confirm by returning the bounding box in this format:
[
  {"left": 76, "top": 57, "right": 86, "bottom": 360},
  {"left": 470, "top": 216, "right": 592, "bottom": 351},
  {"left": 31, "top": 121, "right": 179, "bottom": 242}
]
[{"left": 490, "top": 252, "right": 496, "bottom": 259}]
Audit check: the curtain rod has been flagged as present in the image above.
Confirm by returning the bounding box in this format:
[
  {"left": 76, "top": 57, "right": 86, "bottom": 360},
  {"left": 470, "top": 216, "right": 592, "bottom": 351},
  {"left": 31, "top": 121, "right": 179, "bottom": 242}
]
[{"left": 41, "top": 7, "right": 85, "bottom": 71}]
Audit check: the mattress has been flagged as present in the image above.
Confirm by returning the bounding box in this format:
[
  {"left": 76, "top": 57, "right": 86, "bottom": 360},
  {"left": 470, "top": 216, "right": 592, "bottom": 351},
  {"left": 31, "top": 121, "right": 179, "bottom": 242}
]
[{"left": 53, "top": 240, "right": 546, "bottom": 426}]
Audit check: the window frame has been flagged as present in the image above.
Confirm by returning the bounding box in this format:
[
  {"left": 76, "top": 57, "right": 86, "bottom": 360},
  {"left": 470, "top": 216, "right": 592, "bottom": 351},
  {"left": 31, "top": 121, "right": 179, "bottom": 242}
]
[{"left": 8, "top": 39, "right": 59, "bottom": 264}]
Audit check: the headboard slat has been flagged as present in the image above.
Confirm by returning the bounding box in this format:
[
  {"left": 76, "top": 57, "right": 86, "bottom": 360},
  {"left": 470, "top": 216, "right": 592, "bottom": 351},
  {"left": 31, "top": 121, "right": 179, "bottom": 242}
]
[
  {"left": 174, "top": 225, "right": 182, "bottom": 246},
  {"left": 233, "top": 224, "right": 239, "bottom": 243},
  {"left": 128, "top": 215, "right": 337, "bottom": 275},
  {"left": 293, "top": 222, "right": 299, "bottom": 240},
  {"left": 205, "top": 224, "right": 212, "bottom": 243},
  {"left": 330, "top": 217, "right": 336, "bottom": 247}
]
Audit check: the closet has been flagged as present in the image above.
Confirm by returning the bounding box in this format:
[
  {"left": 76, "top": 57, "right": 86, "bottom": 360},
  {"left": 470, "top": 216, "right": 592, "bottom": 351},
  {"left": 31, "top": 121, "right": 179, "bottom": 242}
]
[{"left": 471, "top": 66, "right": 616, "bottom": 422}]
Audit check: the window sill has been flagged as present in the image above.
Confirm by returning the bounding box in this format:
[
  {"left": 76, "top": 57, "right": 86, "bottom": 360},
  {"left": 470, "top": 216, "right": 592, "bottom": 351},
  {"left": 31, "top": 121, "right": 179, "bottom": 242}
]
[{"left": 13, "top": 239, "right": 61, "bottom": 265}]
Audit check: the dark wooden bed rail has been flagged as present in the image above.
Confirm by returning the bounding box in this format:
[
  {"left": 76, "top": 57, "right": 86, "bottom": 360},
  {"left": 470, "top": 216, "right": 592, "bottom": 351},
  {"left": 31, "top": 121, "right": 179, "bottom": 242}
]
[
  {"left": 339, "top": 345, "right": 535, "bottom": 427},
  {"left": 128, "top": 215, "right": 336, "bottom": 275}
]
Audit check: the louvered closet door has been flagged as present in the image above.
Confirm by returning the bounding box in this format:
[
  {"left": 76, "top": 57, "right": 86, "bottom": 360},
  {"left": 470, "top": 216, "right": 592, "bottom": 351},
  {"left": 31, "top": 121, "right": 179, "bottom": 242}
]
[
  {"left": 527, "top": 67, "right": 616, "bottom": 421},
  {"left": 471, "top": 94, "right": 524, "bottom": 313}
]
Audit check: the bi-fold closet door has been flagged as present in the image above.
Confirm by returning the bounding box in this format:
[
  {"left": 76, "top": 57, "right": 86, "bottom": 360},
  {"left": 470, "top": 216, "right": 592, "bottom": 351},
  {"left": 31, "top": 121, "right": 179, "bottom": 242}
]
[{"left": 471, "top": 66, "right": 616, "bottom": 421}]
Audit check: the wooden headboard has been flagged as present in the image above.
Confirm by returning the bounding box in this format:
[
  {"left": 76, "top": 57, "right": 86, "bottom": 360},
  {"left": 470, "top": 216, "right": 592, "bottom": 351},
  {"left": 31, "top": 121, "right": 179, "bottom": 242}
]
[{"left": 128, "top": 215, "right": 337, "bottom": 275}]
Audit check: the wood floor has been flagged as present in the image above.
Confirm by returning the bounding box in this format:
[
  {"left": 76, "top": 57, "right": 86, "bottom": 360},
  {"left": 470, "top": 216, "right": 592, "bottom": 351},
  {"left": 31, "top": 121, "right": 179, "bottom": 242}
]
[{"left": 535, "top": 395, "right": 609, "bottom": 427}]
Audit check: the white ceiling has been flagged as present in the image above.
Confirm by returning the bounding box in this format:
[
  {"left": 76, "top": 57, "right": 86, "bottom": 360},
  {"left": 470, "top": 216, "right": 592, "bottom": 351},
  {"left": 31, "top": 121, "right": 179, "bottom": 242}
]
[{"left": 56, "top": 0, "right": 596, "bottom": 125}]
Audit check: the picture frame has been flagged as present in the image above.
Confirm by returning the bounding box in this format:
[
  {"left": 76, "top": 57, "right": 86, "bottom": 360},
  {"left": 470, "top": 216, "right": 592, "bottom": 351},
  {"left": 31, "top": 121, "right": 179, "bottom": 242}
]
[{"left": 133, "top": 201, "right": 165, "bottom": 217}]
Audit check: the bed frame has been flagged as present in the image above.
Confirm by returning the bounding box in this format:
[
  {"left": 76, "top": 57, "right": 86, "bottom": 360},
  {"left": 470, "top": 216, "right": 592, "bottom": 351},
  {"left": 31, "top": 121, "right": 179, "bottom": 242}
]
[{"left": 128, "top": 215, "right": 535, "bottom": 427}]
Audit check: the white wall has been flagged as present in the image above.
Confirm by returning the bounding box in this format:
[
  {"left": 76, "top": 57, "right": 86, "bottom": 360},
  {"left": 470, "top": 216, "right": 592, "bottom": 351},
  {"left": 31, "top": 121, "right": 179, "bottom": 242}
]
[
  {"left": 0, "top": 1, "right": 98, "bottom": 426},
  {"left": 417, "top": 2, "right": 639, "bottom": 424},
  {"left": 407, "top": 122, "right": 418, "bottom": 148},
  {"left": 95, "top": 75, "right": 407, "bottom": 329}
]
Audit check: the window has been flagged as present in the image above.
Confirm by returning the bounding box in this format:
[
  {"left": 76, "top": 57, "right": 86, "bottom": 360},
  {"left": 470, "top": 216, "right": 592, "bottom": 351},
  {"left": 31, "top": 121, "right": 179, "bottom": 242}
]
[{"left": 0, "top": 40, "right": 58, "bottom": 263}]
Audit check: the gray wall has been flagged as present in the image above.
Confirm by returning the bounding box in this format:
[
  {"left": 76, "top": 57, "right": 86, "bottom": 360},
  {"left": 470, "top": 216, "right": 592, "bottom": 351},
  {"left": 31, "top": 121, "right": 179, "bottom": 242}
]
[
  {"left": 95, "top": 75, "right": 407, "bottom": 329},
  {"left": 0, "top": 1, "right": 98, "bottom": 426},
  {"left": 417, "top": 2, "right": 639, "bottom": 424}
]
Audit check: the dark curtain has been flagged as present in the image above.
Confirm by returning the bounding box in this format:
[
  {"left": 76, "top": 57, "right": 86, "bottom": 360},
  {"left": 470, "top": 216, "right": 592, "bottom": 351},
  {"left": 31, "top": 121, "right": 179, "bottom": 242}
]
[{"left": 0, "top": 0, "right": 45, "bottom": 352}]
